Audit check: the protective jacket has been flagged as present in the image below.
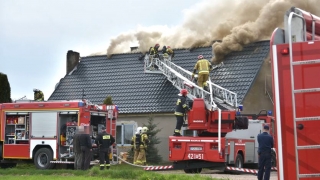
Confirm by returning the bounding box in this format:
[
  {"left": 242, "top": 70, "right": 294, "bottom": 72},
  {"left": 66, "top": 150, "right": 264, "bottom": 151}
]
[
  {"left": 174, "top": 95, "right": 188, "bottom": 116},
  {"left": 34, "top": 91, "right": 44, "bottom": 101},
  {"left": 131, "top": 133, "right": 142, "bottom": 150},
  {"left": 149, "top": 47, "right": 159, "bottom": 55},
  {"left": 140, "top": 133, "right": 149, "bottom": 149},
  {"left": 95, "top": 131, "right": 115, "bottom": 149},
  {"left": 166, "top": 48, "right": 174, "bottom": 57},
  {"left": 193, "top": 59, "right": 212, "bottom": 74}
]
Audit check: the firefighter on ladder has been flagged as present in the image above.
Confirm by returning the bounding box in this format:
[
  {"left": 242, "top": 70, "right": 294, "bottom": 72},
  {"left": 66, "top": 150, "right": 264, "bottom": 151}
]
[
  {"left": 131, "top": 127, "right": 142, "bottom": 164},
  {"left": 95, "top": 126, "right": 115, "bottom": 170},
  {"left": 191, "top": 55, "right": 212, "bottom": 91},
  {"left": 173, "top": 89, "right": 190, "bottom": 136},
  {"left": 148, "top": 44, "right": 160, "bottom": 70},
  {"left": 135, "top": 126, "right": 150, "bottom": 165},
  {"left": 33, "top": 88, "right": 44, "bottom": 101},
  {"left": 163, "top": 46, "right": 174, "bottom": 60}
]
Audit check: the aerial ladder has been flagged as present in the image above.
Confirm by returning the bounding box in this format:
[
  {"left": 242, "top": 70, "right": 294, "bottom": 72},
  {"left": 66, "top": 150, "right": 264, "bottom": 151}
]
[{"left": 144, "top": 55, "right": 238, "bottom": 111}]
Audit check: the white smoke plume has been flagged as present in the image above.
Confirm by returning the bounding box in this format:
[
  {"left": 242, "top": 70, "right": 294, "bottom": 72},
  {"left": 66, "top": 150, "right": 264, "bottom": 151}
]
[{"left": 100, "top": 0, "right": 320, "bottom": 59}]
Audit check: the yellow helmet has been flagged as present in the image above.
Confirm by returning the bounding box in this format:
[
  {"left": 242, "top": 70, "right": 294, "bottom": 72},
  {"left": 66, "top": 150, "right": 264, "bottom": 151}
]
[{"left": 142, "top": 127, "right": 149, "bottom": 133}]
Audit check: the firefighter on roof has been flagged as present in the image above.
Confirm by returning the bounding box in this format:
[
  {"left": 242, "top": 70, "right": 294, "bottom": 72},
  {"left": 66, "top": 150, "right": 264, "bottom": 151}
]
[
  {"left": 163, "top": 46, "right": 174, "bottom": 60},
  {"left": 131, "top": 127, "right": 142, "bottom": 164},
  {"left": 135, "top": 126, "right": 150, "bottom": 165},
  {"left": 173, "top": 89, "right": 190, "bottom": 136},
  {"left": 33, "top": 88, "right": 44, "bottom": 101},
  {"left": 192, "top": 55, "right": 212, "bottom": 89},
  {"left": 95, "top": 126, "right": 115, "bottom": 170}
]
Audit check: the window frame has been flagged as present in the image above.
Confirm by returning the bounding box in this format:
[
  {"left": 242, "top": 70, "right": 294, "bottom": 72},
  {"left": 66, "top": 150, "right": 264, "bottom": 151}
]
[{"left": 116, "top": 123, "right": 135, "bottom": 147}]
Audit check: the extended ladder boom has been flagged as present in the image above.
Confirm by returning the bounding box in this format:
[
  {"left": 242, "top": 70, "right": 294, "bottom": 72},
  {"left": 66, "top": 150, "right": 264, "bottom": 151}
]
[{"left": 144, "top": 55, "right": 238, "bottom": 110}]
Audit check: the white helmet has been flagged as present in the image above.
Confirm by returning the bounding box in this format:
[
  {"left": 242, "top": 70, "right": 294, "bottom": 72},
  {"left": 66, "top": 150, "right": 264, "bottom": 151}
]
[
  {"left": 142, "top": 127, "right": 149, "bottom": 133},
  {"left": 136, "top": 127, "right": 142, "bottom": 134}
]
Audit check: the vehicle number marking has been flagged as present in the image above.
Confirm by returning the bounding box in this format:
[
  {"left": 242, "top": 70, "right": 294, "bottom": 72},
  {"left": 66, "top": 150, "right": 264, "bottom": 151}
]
[{"left": 188, "top": 153, "right": 204, "bottom": 159}]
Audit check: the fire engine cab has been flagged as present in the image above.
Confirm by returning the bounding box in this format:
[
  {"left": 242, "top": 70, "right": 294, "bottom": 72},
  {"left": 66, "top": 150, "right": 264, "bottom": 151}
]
[{"left": 0, "top": 99, "right": 118, "bottom": 169}]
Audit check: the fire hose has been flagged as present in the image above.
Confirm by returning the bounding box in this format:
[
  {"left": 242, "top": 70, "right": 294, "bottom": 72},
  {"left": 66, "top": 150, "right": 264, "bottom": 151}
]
[{"left": 112, "top": 154, "right": 154, "bottom": 168}]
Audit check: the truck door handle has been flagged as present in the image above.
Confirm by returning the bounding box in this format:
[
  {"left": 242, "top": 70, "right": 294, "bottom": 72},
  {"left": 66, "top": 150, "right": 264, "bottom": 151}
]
[{"left": 250, "top": 136, "right": 254, "bottom": 138}]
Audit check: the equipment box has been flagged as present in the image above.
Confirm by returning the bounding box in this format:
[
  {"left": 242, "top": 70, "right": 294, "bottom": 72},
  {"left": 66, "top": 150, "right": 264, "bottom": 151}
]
[{"left": 18, "top": 117, "right": 25, "bottom": 124}]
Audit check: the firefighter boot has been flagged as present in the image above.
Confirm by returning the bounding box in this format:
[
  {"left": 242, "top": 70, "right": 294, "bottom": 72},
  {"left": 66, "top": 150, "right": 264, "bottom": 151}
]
[
  {"left": 173, "top": 129, "right": 181, "bottom": 136},
  {"left": 100, "top": 165, "right": 105, "bottom": 170}
]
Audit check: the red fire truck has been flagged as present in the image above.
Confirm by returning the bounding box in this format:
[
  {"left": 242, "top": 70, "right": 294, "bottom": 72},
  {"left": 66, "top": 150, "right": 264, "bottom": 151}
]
[
  {"left": 270, "top": 7, "right": 320, "bottom": 180},
  {"left": 0, "top": 99, "right": 118, "bottom": 169}
]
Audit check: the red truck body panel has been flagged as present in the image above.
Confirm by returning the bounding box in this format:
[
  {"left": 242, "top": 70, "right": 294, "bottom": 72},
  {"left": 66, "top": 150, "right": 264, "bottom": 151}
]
[{"left": 271, "top": 41, "right": 320, "bottom": 180}]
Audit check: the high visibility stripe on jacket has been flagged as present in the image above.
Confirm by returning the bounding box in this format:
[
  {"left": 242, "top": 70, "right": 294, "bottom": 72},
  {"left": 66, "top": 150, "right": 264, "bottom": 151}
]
[
  {"left": 194, "top": 59, "right": 211, "bottom": 74},
  {"left": 174, "top": 96, "right": 188, "bottom": 116}
]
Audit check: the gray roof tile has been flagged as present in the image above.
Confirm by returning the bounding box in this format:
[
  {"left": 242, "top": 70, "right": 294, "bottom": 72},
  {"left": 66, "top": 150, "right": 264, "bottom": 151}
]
[{"left": 48, "top": 40, "right": 270, "bottom": 114}]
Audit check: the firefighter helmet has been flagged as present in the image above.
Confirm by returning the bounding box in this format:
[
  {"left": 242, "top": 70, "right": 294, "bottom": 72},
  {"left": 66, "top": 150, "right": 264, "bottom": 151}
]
[
  {"left": 198, "top": 55, "right": 204, "bottom": 60},
  {"left": 155, "top": 43, "right": 160, "bottom": 48},
  {"left": 136, "top": 127, "right": 142, "bottom": 134},
  {"left": 142, "top": 127, "right": 149, "bottom": 133},
  {"left": 167, "top": 46, "right": 171, "bottom": 48},
  {"left": 180, "top": 89, "right": 188, "bottom": 96}
]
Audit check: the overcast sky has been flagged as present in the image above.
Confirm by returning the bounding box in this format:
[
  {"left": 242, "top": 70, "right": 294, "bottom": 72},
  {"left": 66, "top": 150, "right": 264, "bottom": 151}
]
[{"left": 0, "top": 0, "right": 202, "bottom": 100}]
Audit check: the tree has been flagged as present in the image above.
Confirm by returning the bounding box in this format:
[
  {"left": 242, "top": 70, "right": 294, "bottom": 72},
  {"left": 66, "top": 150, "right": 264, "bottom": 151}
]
[
  {"left": 103, "top": 95, "right": 113, "bottom": 105},
  {"left": 143, "top": 114, "right": 163, "bottom": 164},
  {"left": 0, "top": 73, "right": 12, "bottom": 103}
]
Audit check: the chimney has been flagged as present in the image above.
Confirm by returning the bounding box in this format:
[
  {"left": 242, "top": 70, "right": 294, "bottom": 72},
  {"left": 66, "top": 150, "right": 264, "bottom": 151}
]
[
  {"left": 130, "top": 46, "right": 138, "bottom": 52},
  {"left": 66, "top": 50, "right": 80, "bottom": 75}
]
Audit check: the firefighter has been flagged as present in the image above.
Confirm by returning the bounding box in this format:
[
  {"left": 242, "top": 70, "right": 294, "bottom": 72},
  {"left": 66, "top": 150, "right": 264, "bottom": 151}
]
[
  {"left": 33, "top": 88, "right": 44, "bottom": 101},
  {"left": 257, "top": 125, "right": 274, "bottom": 180},
  {"left": 135, "top": 126, "right": 150, "bottom": 165},
  {"left": 149, "top": 43, "right": 160, "bottom": 58},
  {"left": 173, "top": 89, "right": 190, "bottom": 136},
  {"left": 79, "top": 126, "right": 92, "bottom": 170},
  {"left": 73, "top": 127, "right": 82, "bottom": 170},
  {"left": 131, "top": 127, "right": 142, "bottom": 164},
  {"left": 163, "top": 46, "right": 174, "bottom": 60},
  {"left": 95, "top": 126, "right": 115, "bottom": 170},
  {"left": 192, "top": 55, "right": 212, "bottom": 90}
]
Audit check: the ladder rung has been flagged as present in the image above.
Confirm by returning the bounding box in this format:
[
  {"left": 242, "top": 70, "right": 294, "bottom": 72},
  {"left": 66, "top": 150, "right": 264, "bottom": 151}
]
[
  {"left": 295, "top": 116, "right": 320, "bottom": 121},
  {"left": 293, "top": 88, "right": 320, "bottom": 93},
  {"left": 292, "top": 59, "right": 320, "bottom": 65},
  {"left": 299, "top": 173, "right": 320, "bottom": 178},
  {"left": 297, "top": 145, "right": 320, "bottom": 150}
]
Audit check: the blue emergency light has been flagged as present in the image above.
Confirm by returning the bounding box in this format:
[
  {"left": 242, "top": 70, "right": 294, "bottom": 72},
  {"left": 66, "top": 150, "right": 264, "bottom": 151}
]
[
  {"left": 268, "top": 110, "right": 273, "bottom": 116},
  {"left": 78, "top": 102, "right": 84, "bottom": 107},
  {"left": 238, "top": 104, "right": 243, "bottom": 111},
  {"left": 236, "top": 111, "right": 241, "bottom": 115}
]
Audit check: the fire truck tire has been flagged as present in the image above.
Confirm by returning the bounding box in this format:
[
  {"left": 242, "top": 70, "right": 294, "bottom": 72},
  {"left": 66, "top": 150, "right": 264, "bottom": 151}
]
[
  {"left": 34, "top": 148, "right": 54, "bottom": 169},
  {"left": 235, "top": 154, "right": 244, "bottom": 168}
]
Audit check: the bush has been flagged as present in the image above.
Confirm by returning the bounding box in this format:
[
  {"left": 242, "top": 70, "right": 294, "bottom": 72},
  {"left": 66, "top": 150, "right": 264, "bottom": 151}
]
[
  {"left": 143, "top": 114, "right": 163, "bottom": 164},
  {"left": 103, "top": 95, "right": 113, "bottom": 105},
  {"left": 0, "top": 73, "right": 11, "bottom": 103}
]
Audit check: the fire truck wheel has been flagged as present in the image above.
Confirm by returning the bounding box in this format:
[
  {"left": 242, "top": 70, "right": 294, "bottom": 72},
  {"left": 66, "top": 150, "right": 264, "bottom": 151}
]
[
  {"left": 235, "top": 154, "right": 244, "bottom": 168},
  {"left": 34, "top": 148, "right": 54, "bottom": 169}
]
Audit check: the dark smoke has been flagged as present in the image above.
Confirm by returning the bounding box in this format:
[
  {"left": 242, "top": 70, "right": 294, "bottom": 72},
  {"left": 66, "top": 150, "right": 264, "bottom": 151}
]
[{"left": 98, "top": 0, "right": 320, "bottom": 60}]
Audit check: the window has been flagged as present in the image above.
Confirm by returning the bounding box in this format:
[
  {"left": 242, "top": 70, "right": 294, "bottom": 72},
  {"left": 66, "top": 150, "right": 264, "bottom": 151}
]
[{"left": 116, "top": 123, "right": 135, "bottom": 146}]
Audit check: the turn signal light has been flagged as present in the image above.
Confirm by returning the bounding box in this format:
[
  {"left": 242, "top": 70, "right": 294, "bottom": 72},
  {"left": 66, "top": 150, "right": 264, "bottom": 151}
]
[{"left": 281, "top": 48, "right": 289, "bottom": 55}]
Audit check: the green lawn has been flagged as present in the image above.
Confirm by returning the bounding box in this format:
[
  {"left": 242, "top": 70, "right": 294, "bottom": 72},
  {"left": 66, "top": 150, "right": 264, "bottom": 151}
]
[{"left": 0, "top": 163, "right": 228, "bottom": 180}]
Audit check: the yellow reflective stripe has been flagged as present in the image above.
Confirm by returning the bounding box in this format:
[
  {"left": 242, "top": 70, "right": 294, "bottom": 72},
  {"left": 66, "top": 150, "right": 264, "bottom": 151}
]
[
  {"left": 176, "top": 99, "right": 181, "bottom": 105},
  {"left": 174, "top": 129, "right": 180, "bottom": 133},
  {"left": 182, "top": 104, "right": 187, "bottom": 108},
  {"left": 103, "top": 135, "right": 110, "bottom": 139},
  {"left": 174, "top": 112, "right": 183, "bottom": 116},
  {"left": 100, "top": 164, "right": 104, "bottom": 166},
  {"left": 105, "top": 164, "right": 110, "bottom": 166}
]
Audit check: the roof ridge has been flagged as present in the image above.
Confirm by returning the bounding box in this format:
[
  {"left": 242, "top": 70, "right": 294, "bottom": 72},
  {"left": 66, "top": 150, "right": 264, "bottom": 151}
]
[{"left": 81, "top": 40, "right": 270, "bottom": 58}]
